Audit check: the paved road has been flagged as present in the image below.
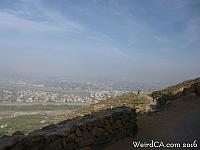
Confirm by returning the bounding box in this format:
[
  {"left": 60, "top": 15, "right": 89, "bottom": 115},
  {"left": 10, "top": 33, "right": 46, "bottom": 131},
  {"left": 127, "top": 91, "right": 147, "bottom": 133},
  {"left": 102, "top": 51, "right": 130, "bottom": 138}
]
[{"left": 104, "top": 94, "right": 200, "bottom": 150}]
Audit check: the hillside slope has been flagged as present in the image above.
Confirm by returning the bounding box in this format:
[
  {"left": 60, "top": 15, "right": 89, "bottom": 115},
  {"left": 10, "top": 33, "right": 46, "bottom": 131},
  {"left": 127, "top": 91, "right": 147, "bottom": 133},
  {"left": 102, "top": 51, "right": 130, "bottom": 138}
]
[
  {"left": 150, "top": 77, "right": 200, "bottom": 107},
  {"left": 105, "top": 94, "right": 200, "bottom": 150},
  {"left": 67, "top": 93, "right": 150, "bottom": 119},
  {"left": 151, "top": 77, "right": 200, "bottom": 98}
]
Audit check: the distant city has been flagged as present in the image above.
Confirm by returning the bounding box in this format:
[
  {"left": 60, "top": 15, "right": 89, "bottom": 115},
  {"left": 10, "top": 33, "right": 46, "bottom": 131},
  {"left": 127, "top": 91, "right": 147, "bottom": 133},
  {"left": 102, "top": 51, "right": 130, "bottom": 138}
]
[{"left": 0, "top": 78, "right": 168, "bottom": 104}]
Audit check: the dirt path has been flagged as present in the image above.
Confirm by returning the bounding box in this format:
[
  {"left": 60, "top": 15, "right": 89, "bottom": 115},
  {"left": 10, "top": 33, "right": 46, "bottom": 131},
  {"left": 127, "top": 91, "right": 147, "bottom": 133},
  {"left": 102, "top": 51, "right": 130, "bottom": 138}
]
[{"left": 104, "top": 94, "right": 200, "bottom": 150}]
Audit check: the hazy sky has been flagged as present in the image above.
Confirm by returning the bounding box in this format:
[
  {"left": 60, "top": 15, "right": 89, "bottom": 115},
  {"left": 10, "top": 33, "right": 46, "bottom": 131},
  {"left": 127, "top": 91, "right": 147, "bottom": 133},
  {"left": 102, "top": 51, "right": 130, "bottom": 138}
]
[{"left": 0, "top": 0, "right": 200, "bottom": 82}]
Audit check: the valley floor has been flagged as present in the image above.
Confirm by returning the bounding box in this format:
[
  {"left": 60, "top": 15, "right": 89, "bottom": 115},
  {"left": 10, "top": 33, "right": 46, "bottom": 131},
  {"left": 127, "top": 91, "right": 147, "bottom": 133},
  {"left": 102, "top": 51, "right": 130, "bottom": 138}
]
[{"left": 104, "top": 94, "right": 200, "bottom": 150}]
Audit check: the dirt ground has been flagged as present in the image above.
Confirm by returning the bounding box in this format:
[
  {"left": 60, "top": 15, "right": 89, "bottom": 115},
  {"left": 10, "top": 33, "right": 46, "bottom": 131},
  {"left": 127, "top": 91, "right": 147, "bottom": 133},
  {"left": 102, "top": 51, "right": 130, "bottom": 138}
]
[{"left": 104, "top": 94, "right": 200, "bottom": 150}]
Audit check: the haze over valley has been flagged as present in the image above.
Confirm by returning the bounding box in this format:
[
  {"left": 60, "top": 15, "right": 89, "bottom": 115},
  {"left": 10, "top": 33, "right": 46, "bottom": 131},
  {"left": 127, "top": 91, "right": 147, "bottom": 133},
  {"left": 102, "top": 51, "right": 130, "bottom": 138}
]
[
  {"left": 0, "top": 1, "right": 200, "bottom": 149},
  {"left": 0, "top": 0, "right": 200, "bottom": 83}
]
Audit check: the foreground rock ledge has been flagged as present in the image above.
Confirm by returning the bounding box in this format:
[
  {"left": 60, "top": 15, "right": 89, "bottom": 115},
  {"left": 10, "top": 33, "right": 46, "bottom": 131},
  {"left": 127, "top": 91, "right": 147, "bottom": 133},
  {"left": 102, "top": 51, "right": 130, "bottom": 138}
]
[{"left": 0, "top": 106, "right": 137, "bottom": 150}]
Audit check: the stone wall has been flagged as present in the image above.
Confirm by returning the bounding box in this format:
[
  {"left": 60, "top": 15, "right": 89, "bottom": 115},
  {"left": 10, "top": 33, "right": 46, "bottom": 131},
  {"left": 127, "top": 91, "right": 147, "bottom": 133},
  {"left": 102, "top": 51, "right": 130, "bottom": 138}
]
[
  {"left": 0, "top": 106, "right": 137, "bottom": 150},
  {"left": 184, "top": 82, "right": 200, "bottom": 96},
  {"left": 153, "top": 82, "right": 200, "bottom": 109}
]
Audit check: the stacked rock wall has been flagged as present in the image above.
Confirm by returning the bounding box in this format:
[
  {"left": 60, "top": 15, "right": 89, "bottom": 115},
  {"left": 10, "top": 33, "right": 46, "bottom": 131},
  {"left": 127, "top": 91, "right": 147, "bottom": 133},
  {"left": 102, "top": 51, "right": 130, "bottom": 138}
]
[
  {"left": 155, "top": 82, "right": 200, "bottom": 108},
  {"left": 187, "top": 82, "right": 200, "bottom": 96},
  {"left": 0, "top": 106, "right": 137, "bottom": 150}
]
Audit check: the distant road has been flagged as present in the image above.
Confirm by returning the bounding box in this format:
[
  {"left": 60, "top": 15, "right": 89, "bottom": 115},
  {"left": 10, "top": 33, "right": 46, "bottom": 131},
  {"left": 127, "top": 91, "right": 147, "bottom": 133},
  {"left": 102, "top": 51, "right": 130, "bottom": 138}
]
[
  {"left": 105, "top": 94, "right": 200, "bottom": 150},
  {"left": 0, "top": 82, "right": 86, "bottom": 93},
  {"left": 0, "top": 102, "right": 88, "bottom": 106}
]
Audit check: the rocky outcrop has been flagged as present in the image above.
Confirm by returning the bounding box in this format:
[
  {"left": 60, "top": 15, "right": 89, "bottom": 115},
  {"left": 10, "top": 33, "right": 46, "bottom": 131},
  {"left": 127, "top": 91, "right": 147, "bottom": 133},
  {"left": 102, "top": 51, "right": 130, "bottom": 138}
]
[
  {"left": 0, "top": 106, "right": 137, "bottom": 150},
  {"left": 150, "top": 82, "right": 200, "bottom": 110},
  {"left": 145, "top": 101, "right": 158, "bottom": 113},
  {"left": 184, "top": 82, "right": 200, "bottom": 96}
]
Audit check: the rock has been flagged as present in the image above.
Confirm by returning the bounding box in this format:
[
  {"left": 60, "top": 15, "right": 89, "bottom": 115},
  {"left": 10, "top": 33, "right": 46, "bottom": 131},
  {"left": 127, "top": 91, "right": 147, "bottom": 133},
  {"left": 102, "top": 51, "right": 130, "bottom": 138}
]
[
  {"left": 69, "top": 124, "right": 76, "bottom": 133},
  {"left": 196, "top": 83, "right": 200, "bottom": 96},
  {"left": 95, "top": 128, "right": 105, "bottom": 137},
  {"left": 114, "top": 130, "right": 126, "bottom": 140},
  {"left": 79, "top": 146, "right": 92, "bottom": 150},
  {"left": 75, "top": 126, "right": 82, "bottom": 137},
  {"left": 114, "top": 120, "right": 122, "bottom": 129},
  {"left": 122, "top": 113, "right": 130, "bottom": 121},
  {"left": 146, "top": 101, "right": 158, "bottom": 113},
  {"left": 59, "top": 128, "right": 71, "bottom": 137},
  {"left": 42, "top": 124, "right": 57, "bottom": 130},
  {"left": 104, "top": 123, "right": 113, "bottom": 134},
  {"left": 97, "top": 117, "right": 105, "bottom": 127},
  {"left": 48, "top": 139, "right": 65, "bottom": 150},
  {"left": 65, "top": 133, "right": 76, "bottom": 143},
  {"left": 12, "top": 131, "right": 24, "bottom": 136},
  {"left": 78, "top": 138, "right": 93, "bottom": 148},
  {"left": 63, "top": 142, "right": 76, "bottom": 150}
]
